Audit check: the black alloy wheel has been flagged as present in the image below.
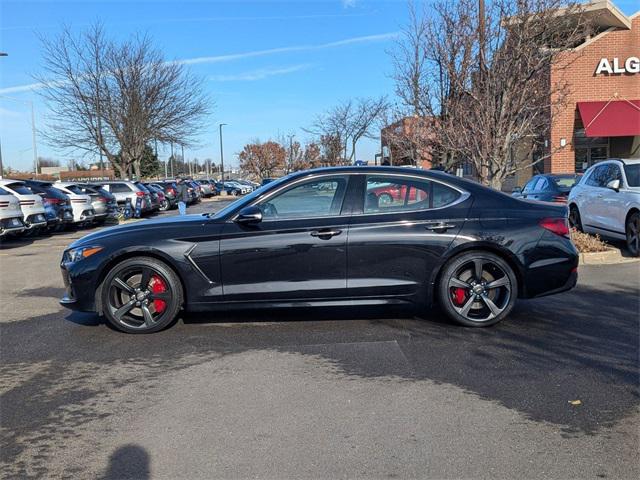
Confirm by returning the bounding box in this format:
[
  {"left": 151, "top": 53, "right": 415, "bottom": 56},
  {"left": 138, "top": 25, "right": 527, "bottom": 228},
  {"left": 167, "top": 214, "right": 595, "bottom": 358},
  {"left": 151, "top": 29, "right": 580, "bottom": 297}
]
[
  {"left": 159, "top": 199, "right": 170, "bottom": 211},
  {"left": 438, "top": 252, "right": 517, "bottom": 327},
  {"left": 626, "top": 212, "right": 640, "bottom": 257},
  {"left": 101, "top": 257, "right": 183, "bottom": 333},
  {"left": 568, "top": 205, "right": 582, "bottom": 232}
]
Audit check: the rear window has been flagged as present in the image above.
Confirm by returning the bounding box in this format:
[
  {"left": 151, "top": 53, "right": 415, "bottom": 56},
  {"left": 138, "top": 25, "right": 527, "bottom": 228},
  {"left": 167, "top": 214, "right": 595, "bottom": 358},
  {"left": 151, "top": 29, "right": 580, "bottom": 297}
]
[
  {"left": 0, "top": 187, "right": 10, "bottom": 195},
  {"left": 7, "top": 183, "right": 34, "bottom": 195},
  {"left": 624, "top": 164, "right": 640, "bottom": 187},
  {"left": 44, "top": 186, "right": 69, "bottom": 200},
  {"left": 109, "top": 183, "right": 133, "bottom": 193},
  {"left": 552, "top": 176, "right": 580, "bottom": 189},
  {"left": 135, "top": 183, "right": 150, "bottom": 193},
  {"left": 64, "top": 185, "right": 85, "bottom": 195}
]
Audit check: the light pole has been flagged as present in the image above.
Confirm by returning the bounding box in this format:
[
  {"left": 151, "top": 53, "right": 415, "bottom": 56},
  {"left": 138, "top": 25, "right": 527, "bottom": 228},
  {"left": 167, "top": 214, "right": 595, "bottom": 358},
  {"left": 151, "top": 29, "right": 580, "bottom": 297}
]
[
  {"left": 0, "top": 53, "right": 6, "bottom": 177},
  {"left": 219, "top": 123, "right": 227, "bottom": 181},
  {"left": 287, "top": 134, "right": 295, "bottom": 173},
  {"left": 0, "top": 94, "right": 39, "bottom": 177}
]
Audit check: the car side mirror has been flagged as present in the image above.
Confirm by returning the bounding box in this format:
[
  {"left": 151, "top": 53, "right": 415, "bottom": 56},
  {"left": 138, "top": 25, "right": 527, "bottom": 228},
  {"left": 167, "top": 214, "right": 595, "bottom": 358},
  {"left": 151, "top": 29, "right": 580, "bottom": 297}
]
[
  {"left": 606, "top": 179, "right": 620, "bottom": 191},
  {"left": 235, "top": 205, "right": 262, "bottom": 224}
]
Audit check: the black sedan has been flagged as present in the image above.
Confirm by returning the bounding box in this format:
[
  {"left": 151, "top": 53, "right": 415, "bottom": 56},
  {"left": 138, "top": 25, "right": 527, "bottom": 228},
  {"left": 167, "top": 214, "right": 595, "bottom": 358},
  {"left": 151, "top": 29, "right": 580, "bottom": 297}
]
[
  {"left": 60, "top": 167, "right": 578, "bottom": 333},
  {"left": 512, "top": 174, "right": 582, "bottom": 203}
]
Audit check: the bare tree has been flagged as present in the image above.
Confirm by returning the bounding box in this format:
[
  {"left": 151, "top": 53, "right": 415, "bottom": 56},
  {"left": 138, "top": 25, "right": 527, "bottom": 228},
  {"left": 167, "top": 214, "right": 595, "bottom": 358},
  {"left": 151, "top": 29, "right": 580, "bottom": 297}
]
[
  {"left": 391, "top": 0, "right": 593, "bottom": 188},
  {"left": 306, "top": 96, "right": 388, "bottom": 164},
  {"left": 37, "top": 23, "right": 210, "bottom": 178}
]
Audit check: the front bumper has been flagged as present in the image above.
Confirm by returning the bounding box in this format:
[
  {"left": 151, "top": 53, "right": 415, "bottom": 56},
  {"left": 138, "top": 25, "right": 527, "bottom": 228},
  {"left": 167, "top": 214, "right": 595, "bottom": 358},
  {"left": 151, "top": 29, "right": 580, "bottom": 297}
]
[{"left": 59, "top": 262, "right": 97, "bottom": 312}]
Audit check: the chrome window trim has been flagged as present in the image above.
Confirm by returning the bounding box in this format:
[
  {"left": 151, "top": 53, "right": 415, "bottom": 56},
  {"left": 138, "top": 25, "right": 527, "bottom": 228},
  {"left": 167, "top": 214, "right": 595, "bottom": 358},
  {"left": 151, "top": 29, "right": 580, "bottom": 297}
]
[{"left": 228, "top": 171, "right": 471, "bottom": 223}]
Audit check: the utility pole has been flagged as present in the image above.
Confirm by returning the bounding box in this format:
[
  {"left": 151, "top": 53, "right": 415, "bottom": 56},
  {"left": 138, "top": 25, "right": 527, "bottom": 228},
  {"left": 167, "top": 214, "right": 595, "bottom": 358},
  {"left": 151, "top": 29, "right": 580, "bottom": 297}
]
[
  {"left": 287, "top": 134, "right": 295, "bottom": 173},
  {"left": 31, "top": 102, "right": 38, "bottom": 177},
  {"left": 219, "top": 123, "right": 227, "bottom": 181},
  {"left": 0, "top": 53, "right": 6, "bottom": 178},
  {"left": 170, "top": 142, "right": 174, "bottom": 177}
]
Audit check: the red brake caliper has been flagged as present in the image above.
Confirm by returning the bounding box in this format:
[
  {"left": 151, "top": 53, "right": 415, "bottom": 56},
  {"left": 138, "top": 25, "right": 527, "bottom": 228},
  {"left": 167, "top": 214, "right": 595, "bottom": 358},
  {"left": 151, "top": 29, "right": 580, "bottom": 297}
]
[
  {"left": 149, "top": 275, "right": 167, "bottom": 313},
  {"left": 452, "top": 287, "right": 467, "bottom": 306}
]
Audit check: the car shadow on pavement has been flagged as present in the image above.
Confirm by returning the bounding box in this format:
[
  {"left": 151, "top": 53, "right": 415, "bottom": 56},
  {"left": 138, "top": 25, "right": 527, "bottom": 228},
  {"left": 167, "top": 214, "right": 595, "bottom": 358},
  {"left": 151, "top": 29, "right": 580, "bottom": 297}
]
[
  {"left": 1, "top": 281, "right": 638, "bottom": 478},
  {"left": 100, "top": 444, "right": 150, "bottom": 480}
]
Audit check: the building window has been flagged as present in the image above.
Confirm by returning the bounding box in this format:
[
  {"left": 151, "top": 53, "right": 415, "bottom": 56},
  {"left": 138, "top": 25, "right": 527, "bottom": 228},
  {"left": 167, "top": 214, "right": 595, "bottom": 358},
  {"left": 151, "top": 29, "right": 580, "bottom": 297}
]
[{"left": 574, "top": 128, "right": 609, "bottom": 173}]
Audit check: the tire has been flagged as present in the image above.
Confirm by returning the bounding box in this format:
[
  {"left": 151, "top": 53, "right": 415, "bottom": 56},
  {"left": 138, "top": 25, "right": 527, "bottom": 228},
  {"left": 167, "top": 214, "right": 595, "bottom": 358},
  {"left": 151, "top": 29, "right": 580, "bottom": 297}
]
[
  {"left": 378, "top": 193, "right": 394, "bottom": 206},
  {"left": 626, "top": 211, "right": 640, "bottom": 257},
  {"left": 437, "top": 251, "right": 518, "bottom": 327},
  {"left": 101, "top": 257, "right": 183, "bottom": 333},
  {"left": 159, "top": 200, "right": 170, "bottom": 211},
  {"left": 568, "top": 205, "right": 582, "bottom": 232}
]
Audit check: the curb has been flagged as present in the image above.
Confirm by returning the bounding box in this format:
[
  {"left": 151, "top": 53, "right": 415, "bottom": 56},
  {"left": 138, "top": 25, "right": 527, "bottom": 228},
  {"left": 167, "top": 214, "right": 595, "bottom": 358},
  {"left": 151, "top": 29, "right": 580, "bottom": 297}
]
[{"left": 579, "top": 247, "right": 639, "bottom": 265}]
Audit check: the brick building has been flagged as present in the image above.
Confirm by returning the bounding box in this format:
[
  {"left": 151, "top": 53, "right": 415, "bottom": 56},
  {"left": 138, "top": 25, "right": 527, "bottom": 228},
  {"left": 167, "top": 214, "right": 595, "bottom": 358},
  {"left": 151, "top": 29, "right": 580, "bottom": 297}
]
[
  {"left": 548, "top": 1, "right": 639, "bottom": 176},
  {"left": 382, "top": 1, "right": 639, "bottom": 184}
]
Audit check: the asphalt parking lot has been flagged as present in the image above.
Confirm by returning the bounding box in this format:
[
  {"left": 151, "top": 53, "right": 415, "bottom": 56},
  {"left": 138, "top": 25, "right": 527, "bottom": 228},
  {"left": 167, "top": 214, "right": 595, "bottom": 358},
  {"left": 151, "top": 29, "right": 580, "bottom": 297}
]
[{"left": 1, "top": 198, "right": 639, "bottom": 479}]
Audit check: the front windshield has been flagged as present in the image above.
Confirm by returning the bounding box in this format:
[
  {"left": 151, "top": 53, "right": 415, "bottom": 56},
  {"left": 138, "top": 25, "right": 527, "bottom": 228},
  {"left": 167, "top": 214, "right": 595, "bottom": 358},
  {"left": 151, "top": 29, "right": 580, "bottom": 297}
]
[{"left": 624, "top": 164, "right": 640, "bottom": 187}]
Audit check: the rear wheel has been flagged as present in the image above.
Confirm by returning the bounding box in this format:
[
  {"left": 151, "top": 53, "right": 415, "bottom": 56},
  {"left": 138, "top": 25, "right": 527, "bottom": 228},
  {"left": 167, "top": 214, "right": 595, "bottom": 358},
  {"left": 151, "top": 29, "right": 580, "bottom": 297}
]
[
  {"left": 568, "top": 205, "right": 582, "bottom": 232},
  {"left": 626, "top": 212, "right": 640, "bottom": 257},
  {"left": 437, "top": 251, "right": 517, "bottom": 327},
  {"left": 101, "top": 257, "right": 183, "bottom": 333}
]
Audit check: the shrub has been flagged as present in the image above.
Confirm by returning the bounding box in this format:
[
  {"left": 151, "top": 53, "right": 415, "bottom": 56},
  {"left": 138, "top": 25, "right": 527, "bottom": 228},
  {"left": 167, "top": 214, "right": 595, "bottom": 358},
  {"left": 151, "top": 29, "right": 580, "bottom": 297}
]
[{"left": 570, "top": 228, "right": 609, "bottom": 253}]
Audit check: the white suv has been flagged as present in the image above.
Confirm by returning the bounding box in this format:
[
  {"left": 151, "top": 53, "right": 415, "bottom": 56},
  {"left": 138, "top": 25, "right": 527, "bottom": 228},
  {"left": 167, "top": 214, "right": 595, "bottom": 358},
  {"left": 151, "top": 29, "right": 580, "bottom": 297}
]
[{"left": 568, "top": 159, "right": 640, "bottom": 256}]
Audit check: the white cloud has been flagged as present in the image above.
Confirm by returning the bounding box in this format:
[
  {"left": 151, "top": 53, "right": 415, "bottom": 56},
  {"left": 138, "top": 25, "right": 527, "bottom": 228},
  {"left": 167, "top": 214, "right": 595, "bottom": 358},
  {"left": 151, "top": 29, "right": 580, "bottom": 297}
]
[
  {"left": 209, "top": 64, "right": 313, "bottom": 82},
  {"left": 0, "top": 82, "right": 46, "bottom": 95},
  {"left": 342, "top": 0, "right": 358, "bottom": 8},
  {"left": 176, "top": 32, "right": 398, "bottom": 66},
  {"left": 0, "top": 106, "right": 25, "bottom": 118},
  {"left": 0, "top": 32, "right": 398, "bottom": 95}
]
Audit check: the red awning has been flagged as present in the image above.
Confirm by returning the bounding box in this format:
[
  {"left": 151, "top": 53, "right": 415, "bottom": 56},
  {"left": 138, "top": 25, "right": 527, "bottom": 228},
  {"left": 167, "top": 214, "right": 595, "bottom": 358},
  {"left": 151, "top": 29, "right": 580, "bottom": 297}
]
[{"left": 577, "top": 100, "right": 640, "bottom": 137}]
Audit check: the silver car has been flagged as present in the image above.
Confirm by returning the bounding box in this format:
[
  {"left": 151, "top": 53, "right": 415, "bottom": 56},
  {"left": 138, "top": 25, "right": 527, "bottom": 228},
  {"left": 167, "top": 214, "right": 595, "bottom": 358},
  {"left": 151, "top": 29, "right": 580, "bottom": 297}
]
[
  {"left": 0, "top": 179, "right": 47, "bottom": 232},
  {"left": 97, "top": 181, "right": 153, "bottom": 214},
  {"left": 0, "top": 186, "right": 26, "bottom": 237}
]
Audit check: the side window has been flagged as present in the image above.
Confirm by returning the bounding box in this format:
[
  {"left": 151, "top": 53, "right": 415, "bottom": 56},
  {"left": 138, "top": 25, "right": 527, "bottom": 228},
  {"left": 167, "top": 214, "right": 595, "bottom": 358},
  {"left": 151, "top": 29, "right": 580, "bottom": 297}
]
[
  {"left": 258, "top": 176, "right": 348, "bottom": 220},
  {"left": 522, "top": 178, "right": 537, "bottom": 193},
  {"left": 532, "top": 178, "right": 547, "bottom": 192},
  {"left": 364, "top": 176, "right": 460, "bottom": 213},
  {"left": 433, "top": 182, "right": 461, "bottom": 208},
  {"left": 607, "top": 165, "right": 622, "bottom": 183},
  {"left": 586, "top": 166, "right": 607, "bottom": 187}
]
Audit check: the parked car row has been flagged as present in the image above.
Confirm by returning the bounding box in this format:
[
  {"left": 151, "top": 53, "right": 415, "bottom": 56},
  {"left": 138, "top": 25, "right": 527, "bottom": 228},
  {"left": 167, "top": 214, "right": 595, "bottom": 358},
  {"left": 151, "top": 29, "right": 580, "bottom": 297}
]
[
  {"left": 0, "top": 178, "right": 118, "bottom": 239},
  {"left": 512, "top": 158, "right": 639, "bottom": 257}
]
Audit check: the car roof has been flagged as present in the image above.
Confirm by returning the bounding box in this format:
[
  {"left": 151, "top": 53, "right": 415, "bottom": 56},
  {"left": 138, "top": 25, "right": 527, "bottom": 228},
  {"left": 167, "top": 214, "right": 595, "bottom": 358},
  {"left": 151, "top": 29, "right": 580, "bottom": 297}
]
[{"left": 0, "top": 178, "right": 25, "bottom": 185}]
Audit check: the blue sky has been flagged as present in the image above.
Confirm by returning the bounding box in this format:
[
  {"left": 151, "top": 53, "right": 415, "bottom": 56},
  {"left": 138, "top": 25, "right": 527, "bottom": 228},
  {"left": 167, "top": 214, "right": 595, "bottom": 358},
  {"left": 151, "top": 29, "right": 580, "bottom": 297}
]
[{"left": 1, "top": 0, "right": 638, "bottom": 172}]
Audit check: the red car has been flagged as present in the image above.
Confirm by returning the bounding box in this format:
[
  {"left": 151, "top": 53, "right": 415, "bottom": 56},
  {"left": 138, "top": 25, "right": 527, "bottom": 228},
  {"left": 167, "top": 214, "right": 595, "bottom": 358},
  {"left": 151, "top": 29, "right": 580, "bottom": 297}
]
[{"left": 368, "top": 181, "right": 428, "bottom": 206}]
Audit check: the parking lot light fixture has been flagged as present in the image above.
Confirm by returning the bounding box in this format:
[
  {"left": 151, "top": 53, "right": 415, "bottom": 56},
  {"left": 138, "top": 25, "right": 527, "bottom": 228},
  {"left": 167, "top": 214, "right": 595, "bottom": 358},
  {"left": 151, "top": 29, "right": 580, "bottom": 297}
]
[{"left": 219, "top": 123, "right": 227, "bottom": 182}]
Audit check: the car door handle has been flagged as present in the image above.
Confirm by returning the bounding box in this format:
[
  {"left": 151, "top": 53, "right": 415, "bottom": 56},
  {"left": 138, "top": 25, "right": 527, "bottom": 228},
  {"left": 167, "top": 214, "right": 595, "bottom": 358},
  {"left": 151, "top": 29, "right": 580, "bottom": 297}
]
[
  {"left": 425, "top": 223, "right": 456, "bottom": 233},
  {"left": 310, "top": 229, "right": 342, "bottom": 239}
]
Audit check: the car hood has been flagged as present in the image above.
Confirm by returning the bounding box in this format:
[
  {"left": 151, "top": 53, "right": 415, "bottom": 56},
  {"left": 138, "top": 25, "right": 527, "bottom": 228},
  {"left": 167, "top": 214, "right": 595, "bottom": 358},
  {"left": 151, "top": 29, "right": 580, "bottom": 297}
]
[{"left": 68, "top": 214, "right": 221, "bottom": 249}]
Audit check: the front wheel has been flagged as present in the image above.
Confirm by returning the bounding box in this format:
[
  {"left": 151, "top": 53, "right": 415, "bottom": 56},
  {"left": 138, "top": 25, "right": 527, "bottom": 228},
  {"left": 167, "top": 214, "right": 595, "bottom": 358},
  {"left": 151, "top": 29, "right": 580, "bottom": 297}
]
[
  {"left": 437, "top": 252, "right": 517, "bottom": 327},
  {"left": 101, "top": 257, "right": 183, "bottom": 333},
  {"left": 626, "top": 212, "right": 640, "bottom": 257}
]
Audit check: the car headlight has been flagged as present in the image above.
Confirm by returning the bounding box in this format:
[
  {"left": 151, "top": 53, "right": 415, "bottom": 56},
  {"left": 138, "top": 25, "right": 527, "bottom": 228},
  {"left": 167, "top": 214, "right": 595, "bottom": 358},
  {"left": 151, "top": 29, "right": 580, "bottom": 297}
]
[{"left": 64, "top": 246, "right": 103, "bottom": 263}]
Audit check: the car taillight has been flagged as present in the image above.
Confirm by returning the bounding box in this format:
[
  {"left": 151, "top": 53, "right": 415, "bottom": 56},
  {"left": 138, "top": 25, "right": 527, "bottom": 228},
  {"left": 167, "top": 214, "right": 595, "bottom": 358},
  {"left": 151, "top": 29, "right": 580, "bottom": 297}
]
[
  {"left": 168, "top": 188, "right": 176, "bottom": 195},
  {"left": 44, "top": 198, "right": 62, "bottom": 205},
  {"left": 99, "top": 197, "right": 108, "bottom": 203},
  {"left": 540, "top": 218, "right": 569, "bottom": 238},
  {"left": 552, "top": 196, "right": 567, "bottom": 203},
  {"left": 136, "top": 191, "right": 145, "bottom": 197}
]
